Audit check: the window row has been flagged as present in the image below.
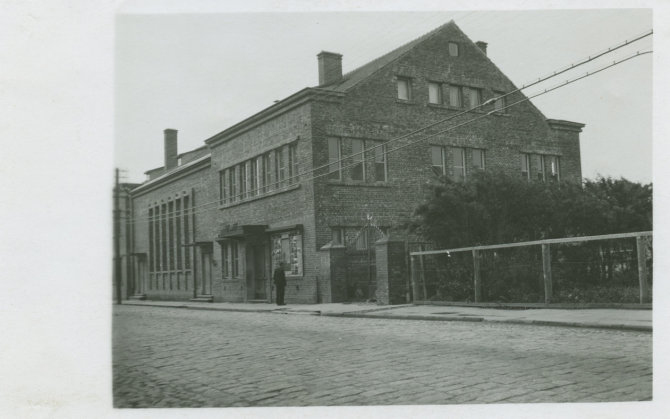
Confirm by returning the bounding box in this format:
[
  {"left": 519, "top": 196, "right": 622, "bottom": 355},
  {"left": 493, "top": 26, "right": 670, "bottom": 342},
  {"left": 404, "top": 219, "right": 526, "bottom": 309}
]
[
  {"left": 220, "top": 142, "right": 299, "bottom": 205},
  {"left": 327, "top": 137, "right": 388, "bottom": 182},
  {"left": 431, "top": 145, "right": 485, "bottom": 181},
  {"left": 398, "top": 77, "right": 506, "bottom": 111},
  {"left": 148, "top": 196, "right": 191, "bottom": 273},
  {"left": 521, "top": 153, "right": 560, "bottom": 182}
]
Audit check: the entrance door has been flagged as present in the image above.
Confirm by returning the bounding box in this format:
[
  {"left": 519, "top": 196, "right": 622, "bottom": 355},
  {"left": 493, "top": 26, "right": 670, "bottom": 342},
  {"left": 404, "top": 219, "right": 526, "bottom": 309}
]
[{"left": 252, "top": 245, "right": 267, "bottom": 300}]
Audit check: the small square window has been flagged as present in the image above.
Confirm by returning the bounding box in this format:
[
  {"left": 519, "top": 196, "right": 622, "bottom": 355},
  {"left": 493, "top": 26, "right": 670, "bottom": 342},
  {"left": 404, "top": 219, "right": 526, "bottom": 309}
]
[
  {"left": 448, "top": 42, "right": 459, "bottom": 57},
  {"left": 397, "top": 78, "right": 411, "bottom": 101},
  {"left": 428, "top": 82, "right": 442, "bottom": 104}
]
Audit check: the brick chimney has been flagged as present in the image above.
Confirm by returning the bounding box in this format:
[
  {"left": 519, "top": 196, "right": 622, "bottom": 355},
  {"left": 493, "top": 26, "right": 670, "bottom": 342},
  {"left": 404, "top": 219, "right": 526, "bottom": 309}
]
[
  {"left": 317, "top": 51, "right": 343, "bottom": 86},
  {"left": 475, "top": 41, "right": 488, "bottom": 56},
  {"left": 164, "top": 128, "right": 178, "bottom": 170}
]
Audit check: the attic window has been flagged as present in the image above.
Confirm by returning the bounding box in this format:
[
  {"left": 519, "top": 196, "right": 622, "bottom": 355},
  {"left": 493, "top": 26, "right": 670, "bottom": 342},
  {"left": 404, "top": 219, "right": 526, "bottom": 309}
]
[
  {"left": 448, "top": 42, "right": 459, "bottom": 57},
  {"left": 397, "top": 77, "right": 411, "bottom": 101}
]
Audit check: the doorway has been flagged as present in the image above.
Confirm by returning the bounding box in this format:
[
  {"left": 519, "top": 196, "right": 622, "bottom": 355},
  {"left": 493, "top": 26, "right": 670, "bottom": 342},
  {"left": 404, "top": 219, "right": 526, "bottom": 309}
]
[{"left": 251, "top": 244, "right": 268, "bottom": 300}]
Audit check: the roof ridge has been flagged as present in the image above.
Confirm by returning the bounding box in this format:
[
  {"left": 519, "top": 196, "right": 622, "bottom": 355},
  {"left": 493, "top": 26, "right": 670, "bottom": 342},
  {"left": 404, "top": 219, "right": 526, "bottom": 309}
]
[{"left": 341, "top": 20, "right": 456, "bottom": 80}]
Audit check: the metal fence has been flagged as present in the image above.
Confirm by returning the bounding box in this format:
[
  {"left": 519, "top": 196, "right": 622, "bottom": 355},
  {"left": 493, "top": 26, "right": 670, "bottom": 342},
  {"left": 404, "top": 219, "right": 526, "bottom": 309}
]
[{"left": 409, "top": 231, "right": 652, "bottom": 304}]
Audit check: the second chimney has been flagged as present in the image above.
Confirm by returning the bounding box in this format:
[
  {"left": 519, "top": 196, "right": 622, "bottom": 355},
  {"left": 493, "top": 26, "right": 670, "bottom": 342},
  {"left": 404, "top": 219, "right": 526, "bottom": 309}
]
[
  {"left": 164, "top": 128, "right": 178, "bottom": 171},
  {"left": 475, "top": 41, "right": 488, "bottom": 56},
  {"left": 317, "top": 51, "right": 343, "bottom": 86}
]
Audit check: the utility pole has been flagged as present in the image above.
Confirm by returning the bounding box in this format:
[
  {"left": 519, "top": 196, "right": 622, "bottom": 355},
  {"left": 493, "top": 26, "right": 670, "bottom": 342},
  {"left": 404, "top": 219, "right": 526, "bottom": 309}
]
[{"left": 114, "top": 168, "right": 122, "bottom": 305}]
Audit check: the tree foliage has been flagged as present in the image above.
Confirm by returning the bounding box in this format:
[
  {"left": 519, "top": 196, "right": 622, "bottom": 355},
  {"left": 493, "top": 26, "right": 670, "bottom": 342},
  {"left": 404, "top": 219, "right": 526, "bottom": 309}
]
[{"left": 411, "top": 171, "right": 652, "bottom": 249}]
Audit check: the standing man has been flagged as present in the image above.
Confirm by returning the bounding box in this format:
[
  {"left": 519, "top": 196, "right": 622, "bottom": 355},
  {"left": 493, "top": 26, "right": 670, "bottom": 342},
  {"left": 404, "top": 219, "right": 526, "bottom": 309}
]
[{"left": 273, "top": 261, "right": 287, "bottom": 306}]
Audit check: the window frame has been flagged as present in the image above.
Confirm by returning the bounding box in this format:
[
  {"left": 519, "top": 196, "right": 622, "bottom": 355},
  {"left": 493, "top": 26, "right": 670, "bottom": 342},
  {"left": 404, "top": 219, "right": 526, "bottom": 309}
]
[
  {"left": 448, "top": 85, "right": 463, "bottom": 108},
  {"left": 373, "top": 141, "right": 388, "bottom": 182},
  {"left": 471, "top": 148, "right": 486, "bottom": 171},
  {"left": 351, "top": 138, "right": 365, "bottom": 181},
  {"left": 448, "top": 42, "right": 459, "bottom": 57},
  {"left": 494, "top": 91, "right": 506, "bottom": 113},
  {"left": 396, "top": 77, "right": 412, "bottom": 101},
  {"left": 327, "top": 137, "right": 342, "bottom": 180},
  {"left": 430, "top": 145, "right": 446, "bottom": 176},
  {"left": 467, "top": 87, "right": 482, "bottom": 109},
  {"left": 451, "top": 147, "right": 466, "bottom": 182},
  {"left": 428, "top": 81, "right": 442, "bottom": 105}
]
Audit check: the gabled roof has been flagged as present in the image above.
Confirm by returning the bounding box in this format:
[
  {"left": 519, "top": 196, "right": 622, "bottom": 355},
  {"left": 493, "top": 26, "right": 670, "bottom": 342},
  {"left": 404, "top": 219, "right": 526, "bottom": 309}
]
[{"left": 318, "top": 20, "right": 458, "bottom": 92}]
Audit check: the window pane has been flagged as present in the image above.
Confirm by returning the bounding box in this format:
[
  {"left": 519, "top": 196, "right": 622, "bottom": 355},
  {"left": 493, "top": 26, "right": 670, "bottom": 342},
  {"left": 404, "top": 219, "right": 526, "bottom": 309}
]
[
  {"left": 428, "top": 82, "right": 441, "bottom": 104},
  {"left": 448, "top": 42, "right": 459, "bottom": 57},
  {"left": 239, "top": 163, "right": 247, "bottom": 199},
  {"left": 494, "top": 92, "right": 505, "bottom": 111},
  {"left": 229, "top": 168, "right": 236, "bottom": 202},
  {"left": 469, "top": 88, "right": 481, "bottom": 109},
  {"left": 546, "top": 156, "right": 560, "bottom": 182},
  {"left": 449, "top": 86, "right": 461, "bottom": 107},
  {"left": 351, "top": 139, "right": 364, "bottom": 181},
  {"left": 397, "top": 79, "right": 409, "bottom": 100},
  {"left": 472, "top": 149, "right": 485, "bottom": 171},
  {"left": 431, "top": 146, "right": 444, "bottom": 175},
  {"left": 532, "top": 154, "right": 544, "bottom": 181},
  {"left": 374, "top": 143, "right": 387, "bottom": 181},
  {"left": 452, "top": 147, "right": 465, "bottom": 181},
  {"left": 328, "top": 138, "right": 341, "bottom": 180}
]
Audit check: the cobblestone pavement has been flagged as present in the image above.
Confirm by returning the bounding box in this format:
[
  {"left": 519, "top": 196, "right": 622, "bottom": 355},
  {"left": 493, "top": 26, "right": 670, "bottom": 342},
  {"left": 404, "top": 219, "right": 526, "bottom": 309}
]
[{"left": 113, "top": 305, "right": 652, "bottom": 407}]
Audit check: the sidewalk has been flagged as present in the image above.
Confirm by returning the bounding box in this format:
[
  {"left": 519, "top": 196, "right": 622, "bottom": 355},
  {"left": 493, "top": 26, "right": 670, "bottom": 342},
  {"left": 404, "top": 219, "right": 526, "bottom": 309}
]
[{"left": 122, "top": 300, "right": 652, "bottom": 332}]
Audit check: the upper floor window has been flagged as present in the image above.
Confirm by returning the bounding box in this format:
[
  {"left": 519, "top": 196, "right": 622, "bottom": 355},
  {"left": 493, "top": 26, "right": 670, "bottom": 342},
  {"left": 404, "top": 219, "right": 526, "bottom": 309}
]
[
  {"left": 288, "top": 143, "right": 299, "bottom": 185},
  {"left": 448, "top": 85, "right": 462, "bottom": 108},
  {"left": 472, "top": 149, "right": 485, "bottom": 171},
  {"left": 351, "top": 139, "right": 365, "bottom": 181},
  {"left": 431, "top": 145, "right": 445, "bottom": 176},
  {"left": 327, "top": 138, "right": 342, "bottom": 180},
  {"left": 494, "top": 91, "right": 506, "bottom": 112},
  {"left": 372, "top": 141, "right": 388, "bottom": 182},
  {"left": 428, "top": 82, "right": 442, "bottom": 104},
  {"left": 275, "top": 147, "right": 287, "bottom": 189},
  {"left": 452, "top": 147, "right": 466, "bottom": 182},
  {"left": 397, "top": 77, "right": 411, "bottom": 101},
  {"left": 522, "top": 153, "right": 560, "bottom": 182},
  {"left": 263, "top": 153, "right": 272, "bottom": 193},
  {"left": 239, "top": 161, "right": 247, "bottom": 200},
  {"left": 466, "top": 87, "right": 482, "bottom": 109},
  {"left": 448, "top": 42, "right": 459, "bottom": 57}
]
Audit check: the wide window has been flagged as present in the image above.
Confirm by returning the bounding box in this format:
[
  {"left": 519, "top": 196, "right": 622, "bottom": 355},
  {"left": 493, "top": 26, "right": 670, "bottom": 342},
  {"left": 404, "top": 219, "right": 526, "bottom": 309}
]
[
  {"left": 451, "top": 147, "right": 466, "bottom": 181},
  {"left": 351, "top": 139, "right": 365, "bottom": 181},
  {"left": 328, "top": 138, "right": 341, "bottom": 180},
  {"left": 397, "top": 78, "right": 411, "bottom": 101},
  {"left": 521, "top": 153, "right": 560, "bottom": 182},
  {"left": 271, "top": 230, "right": 303, "bottom": 276},
  {"left": 428, "top": 82, "right": 442, "bottom": 104}
]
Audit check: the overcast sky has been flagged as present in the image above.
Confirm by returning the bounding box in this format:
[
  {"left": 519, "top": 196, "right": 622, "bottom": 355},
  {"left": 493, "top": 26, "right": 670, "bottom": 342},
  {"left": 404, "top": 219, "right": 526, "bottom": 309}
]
[{"left": 115, "top": 8, "right": 652, "bottom": 184}]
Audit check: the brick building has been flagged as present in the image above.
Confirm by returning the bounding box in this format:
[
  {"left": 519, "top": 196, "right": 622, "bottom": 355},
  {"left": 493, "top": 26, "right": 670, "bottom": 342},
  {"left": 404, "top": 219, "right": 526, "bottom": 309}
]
[{"left": 126, "top": 21, "right": 583, "bottom": 304}]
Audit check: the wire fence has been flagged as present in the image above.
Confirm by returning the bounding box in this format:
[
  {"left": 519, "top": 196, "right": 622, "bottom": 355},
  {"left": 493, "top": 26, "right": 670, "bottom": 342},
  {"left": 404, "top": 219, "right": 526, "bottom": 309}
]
[{"left": 410, "top": 232, "right": 652, "bottom": 304}]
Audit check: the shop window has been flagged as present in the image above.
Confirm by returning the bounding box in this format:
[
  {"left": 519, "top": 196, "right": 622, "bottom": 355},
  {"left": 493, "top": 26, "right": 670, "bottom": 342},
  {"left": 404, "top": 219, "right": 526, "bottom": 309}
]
[{"left": 272, "top": 230, "right": 303, "bottom": 276}]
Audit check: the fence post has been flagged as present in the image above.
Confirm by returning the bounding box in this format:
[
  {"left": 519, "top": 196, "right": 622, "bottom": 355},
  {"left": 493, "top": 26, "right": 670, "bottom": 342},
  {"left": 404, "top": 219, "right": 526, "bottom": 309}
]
[
  {"left": 472, "top": 249, "right": 481, "bottom": 303},
  {"left": 636, "top": 236, "right": 649, "bottom": 304},
  {"left": 542, "top": 243, "right": 553, "bottom": 303},
  {"left": 419, "top": 245, "right": 428, "bottom": 301}
]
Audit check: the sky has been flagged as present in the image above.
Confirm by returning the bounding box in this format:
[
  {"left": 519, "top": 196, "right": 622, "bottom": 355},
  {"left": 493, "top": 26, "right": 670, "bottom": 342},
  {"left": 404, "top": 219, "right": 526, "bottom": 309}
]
[{"left": 115, "top": 8, "right": 653, "bottom": 184}]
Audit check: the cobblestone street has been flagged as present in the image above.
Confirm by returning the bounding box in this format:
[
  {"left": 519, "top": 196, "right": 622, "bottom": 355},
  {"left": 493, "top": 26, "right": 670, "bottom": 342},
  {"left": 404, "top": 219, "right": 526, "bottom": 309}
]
[{"left": 113, "top": 305, "right": 652, "bottom": 407}]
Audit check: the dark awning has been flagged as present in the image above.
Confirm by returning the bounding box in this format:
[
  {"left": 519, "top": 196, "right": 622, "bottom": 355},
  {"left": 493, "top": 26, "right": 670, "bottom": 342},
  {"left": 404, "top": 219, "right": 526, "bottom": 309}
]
[
  {"left": 216, "top": 224, "right": 268, "bottom": 241},
  {"left": 265, "top": 224, "right": 303, "bottom": 234}
]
